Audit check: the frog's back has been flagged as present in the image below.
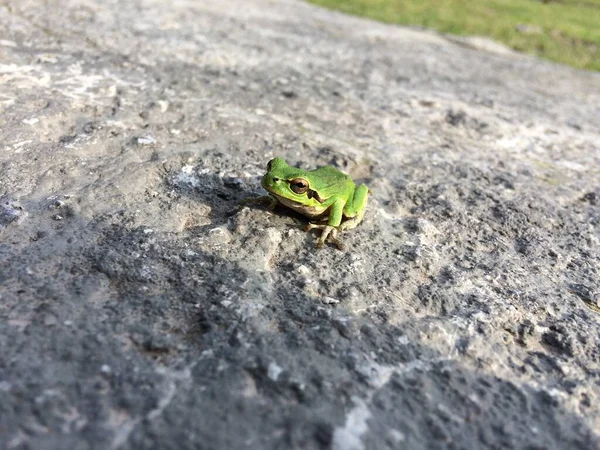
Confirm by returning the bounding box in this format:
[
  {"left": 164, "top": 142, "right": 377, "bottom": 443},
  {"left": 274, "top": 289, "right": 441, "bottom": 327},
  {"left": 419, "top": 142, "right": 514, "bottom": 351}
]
[
  {"left": 309, "top": 165, "right": 353, "bottom": 193},
  {"left": 312, "top": 165, "right": 350, "bottom": 180}
]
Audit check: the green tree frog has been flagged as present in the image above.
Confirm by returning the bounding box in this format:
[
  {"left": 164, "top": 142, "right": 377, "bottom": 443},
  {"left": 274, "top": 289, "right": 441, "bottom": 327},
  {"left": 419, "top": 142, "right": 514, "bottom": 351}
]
[{"left": 260, "top": 157, "right": 369, "bottom": 250}]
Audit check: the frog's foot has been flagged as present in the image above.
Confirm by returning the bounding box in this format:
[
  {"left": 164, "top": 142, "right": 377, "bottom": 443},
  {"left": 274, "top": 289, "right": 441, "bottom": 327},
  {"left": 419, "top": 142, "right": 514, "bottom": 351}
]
[
  {"left": 305, "top": 223, "right": 345, "bottom": 250},
  {"left": 339, "top": 205, "right": 367, "bottom": 232}
]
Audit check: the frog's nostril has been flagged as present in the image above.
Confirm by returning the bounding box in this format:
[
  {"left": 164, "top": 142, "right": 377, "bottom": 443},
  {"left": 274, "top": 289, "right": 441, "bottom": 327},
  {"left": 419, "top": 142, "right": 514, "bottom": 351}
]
[{"left": 272, "top": 177, "right": 280, "bottom": 182}]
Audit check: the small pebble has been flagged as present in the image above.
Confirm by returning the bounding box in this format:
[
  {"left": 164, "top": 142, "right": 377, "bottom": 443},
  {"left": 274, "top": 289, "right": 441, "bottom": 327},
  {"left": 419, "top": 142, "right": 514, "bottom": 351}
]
[{"left": 137, "top": 136, "right": 156, "bottom": 145}]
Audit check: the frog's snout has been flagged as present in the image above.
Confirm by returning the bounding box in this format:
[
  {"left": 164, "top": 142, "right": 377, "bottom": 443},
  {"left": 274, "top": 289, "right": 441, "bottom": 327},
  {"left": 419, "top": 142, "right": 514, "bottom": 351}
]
[
  {"left": 261, "top": 174, "right": 268, "bottom": 189},
  {"left": 261, "top": 174, "right": 276, "bottom": 191}
]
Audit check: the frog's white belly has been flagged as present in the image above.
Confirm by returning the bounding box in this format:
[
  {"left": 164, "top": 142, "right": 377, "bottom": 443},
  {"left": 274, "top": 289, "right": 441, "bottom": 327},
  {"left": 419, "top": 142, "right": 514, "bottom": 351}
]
[{"left": 273, "top": 195, "right": 328, "bottom": 218}]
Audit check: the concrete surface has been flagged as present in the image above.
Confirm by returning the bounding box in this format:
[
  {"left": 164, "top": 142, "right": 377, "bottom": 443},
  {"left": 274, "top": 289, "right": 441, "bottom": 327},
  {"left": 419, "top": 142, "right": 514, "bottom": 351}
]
[{"left": 1, "top": 0, "right": 600, "bottom": 448}]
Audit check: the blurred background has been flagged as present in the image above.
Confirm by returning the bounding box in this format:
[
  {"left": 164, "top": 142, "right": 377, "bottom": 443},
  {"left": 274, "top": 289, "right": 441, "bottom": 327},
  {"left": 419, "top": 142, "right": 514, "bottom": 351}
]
[{"left": 308, "top": 0, "right": 600, "bottom": 71}]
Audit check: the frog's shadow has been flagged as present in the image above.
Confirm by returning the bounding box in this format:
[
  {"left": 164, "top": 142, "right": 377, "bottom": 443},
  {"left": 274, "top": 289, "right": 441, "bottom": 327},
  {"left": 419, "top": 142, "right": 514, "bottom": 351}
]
[{"left": 169, "top": 171, "right": 311, "bottom": 234}]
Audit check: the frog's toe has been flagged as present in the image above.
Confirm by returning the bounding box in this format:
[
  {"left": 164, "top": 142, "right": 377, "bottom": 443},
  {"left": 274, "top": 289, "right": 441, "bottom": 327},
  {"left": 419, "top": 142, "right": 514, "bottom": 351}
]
[
  {"left": 331, "top": 239, "right": 345, "bottom": 251},
  {"left": 316, "top": 225, "right": 333, "bottom": 248},
  {"left": 306, "top": 222, "right": 326, "bottom": 232},
  {"left": 316, "top": 234, "right": 328, "bottom": 249},
  {"left": 328, "top": 229, "right": 345, "bottom": 251},
  {"left": 314, "top": 226, "right": 345, "bottom": 250}
]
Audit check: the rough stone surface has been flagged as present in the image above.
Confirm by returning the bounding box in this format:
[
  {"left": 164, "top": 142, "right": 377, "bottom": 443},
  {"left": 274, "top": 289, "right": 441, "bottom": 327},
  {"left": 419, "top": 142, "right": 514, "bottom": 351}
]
[{"left": 1, "top": 0, "right": 600, "bottom": 449}]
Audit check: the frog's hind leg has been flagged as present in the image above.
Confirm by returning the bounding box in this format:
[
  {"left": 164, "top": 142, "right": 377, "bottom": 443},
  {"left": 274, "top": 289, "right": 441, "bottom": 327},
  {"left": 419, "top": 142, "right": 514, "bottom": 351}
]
[
  {"left": 305, "top": 187, "right": 368, "bottom": 250},
  {"left": 340, "top": 184, "right": 369, "bottom": 231}
]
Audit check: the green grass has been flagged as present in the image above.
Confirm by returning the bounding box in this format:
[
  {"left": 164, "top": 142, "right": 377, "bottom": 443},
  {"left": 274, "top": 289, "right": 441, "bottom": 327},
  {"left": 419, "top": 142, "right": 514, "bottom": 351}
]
[{"left": 308, "top": 0, "right": 600, "bottom": 71}]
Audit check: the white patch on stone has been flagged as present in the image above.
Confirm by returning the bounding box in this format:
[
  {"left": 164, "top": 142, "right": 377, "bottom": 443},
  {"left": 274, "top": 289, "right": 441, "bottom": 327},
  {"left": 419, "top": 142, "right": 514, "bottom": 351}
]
[
  {"left": 137, "top": 135, "right": 156, "bottom": 145},
  {"left": 333, "top": 357, "right": 446, "bottom": 450},
  {"left": 397, "top": 335, "right": 410, "bottom": 345},
  {"left": 267, "top": 362, "right": 283, "bottom": 381},
  {"left": 357, "top": 361, "right": 395, "bottom": 388},
  {"left": 556, "top": 160, "right": 587, "bottom": 172},
  {"left": 388, "top": 428, "right": 405, "bottom": 443},
  {"left": 158, "top": 100, "right": 169, "bottom": 113},
  {"left": 296, "top": 265, "right": 310, "bottom": 275},
  {"left": 174, "top": 165, "right": 200, "bottom": 188},
  {"left": 332, "top": 397, "right": 371, "bottom": 450},
  {"left": 206, "top": 226, "right": 233, "bottom": 244}
]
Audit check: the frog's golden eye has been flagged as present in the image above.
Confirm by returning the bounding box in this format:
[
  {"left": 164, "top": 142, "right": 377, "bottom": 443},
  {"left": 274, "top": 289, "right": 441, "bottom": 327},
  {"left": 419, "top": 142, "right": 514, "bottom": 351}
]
[{"left": 289, "top": 178, "right": 309, "bottom": 194}]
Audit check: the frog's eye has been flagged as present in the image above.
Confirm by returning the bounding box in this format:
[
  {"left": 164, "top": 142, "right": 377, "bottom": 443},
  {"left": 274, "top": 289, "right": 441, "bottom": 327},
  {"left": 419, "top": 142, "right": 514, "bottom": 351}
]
[{"left": 289, "top": 178, "right": 309, "bottom": 194}]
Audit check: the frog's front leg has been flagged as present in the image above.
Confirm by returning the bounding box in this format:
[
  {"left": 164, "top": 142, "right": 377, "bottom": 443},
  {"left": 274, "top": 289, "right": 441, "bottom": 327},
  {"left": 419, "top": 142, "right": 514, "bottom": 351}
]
[
  {"left": 306, "top": 198, "right": 345, "bottom": 249},
  {"left": 305, "top": 223, "right": 345, "bottom": 250}
]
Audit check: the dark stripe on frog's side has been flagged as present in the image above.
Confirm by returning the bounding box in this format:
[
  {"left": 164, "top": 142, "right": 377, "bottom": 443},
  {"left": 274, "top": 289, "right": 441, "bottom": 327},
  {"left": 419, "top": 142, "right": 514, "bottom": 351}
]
[{"left": 307, "top": 188, "right": 325, "bottom": 203}]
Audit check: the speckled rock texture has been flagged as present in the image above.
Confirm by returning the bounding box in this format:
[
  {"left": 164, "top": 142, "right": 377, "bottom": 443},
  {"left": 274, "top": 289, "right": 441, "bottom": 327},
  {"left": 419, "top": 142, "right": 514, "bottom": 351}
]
[{"left": 1, "top": 0, "right": 599, "bottom": 449}]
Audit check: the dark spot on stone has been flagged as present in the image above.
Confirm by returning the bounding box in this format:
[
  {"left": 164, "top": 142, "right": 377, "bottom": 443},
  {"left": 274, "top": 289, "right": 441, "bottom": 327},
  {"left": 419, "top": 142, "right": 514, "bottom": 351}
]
[
  {"left": 332, "top": 318, "right": 353, "bottom": 339},
  {"left": 515, "top": 236, "right": 536, "bottom": 255},
  {"left": 59, "top": 134, "right": 77, "bottom": 144},
  {"left": 313, "top": 421, "right": 333, "bottom": 447},
  {"left": 580, "top": 393, "right": 591, "bottom": 408},
  {"left": 417, "top": 284, "right": 449, "bottom": 315},
  {"left": 359, "top": 323, "right": 376, "bottom": 339},
  {"left": 223, "top": 176, "right": 244, "bottom": 190},
  {"left": 541, "top": 330, "right": 573, "bottom": 357},
  {"left": 0, "top": 196, "right": 23, "bottom": 227},
  {"left": 581, "top": 192, "right": 597, "bottom": 205},
  {"left": 30, "top": 230, "right": 45, "bottom": 241},
  {"left": 568, "top": 283, "right": 594, "bottom": 303},
  {"left": 402, "top": 244, "right": 420, "bottom": 262},
  {"left": 402, "top": 217, "right": 420, "bottom": 233},
  {"left": 437, "top": 267, "right": 456, "bottom": 284},
  {"left": 455, "top": 337, "right": 470, "bottom": 354},
  {"left": 419, "top": 99, "right": 436, "bottom": 107},
  {"left": 82, "top": 122, "right": 96, "bottom": 134},
  {"left": 446, "top": 109, "right": 467, "bottom": 126},
  {"left": 492, "top": 174, "right": 515, "bottom": 190},
  {"left": 516, "top": 320, "right": 535, "bottom": 346}
]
